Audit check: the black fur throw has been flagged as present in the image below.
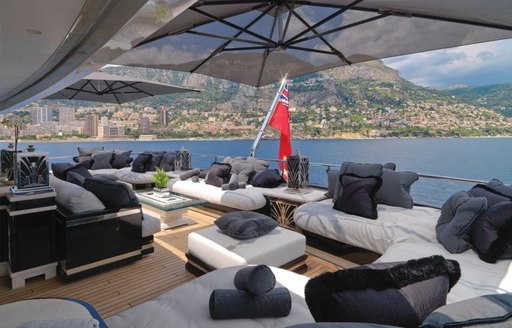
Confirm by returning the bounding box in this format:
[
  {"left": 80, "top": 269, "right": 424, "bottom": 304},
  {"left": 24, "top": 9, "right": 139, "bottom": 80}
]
[{"left": 305, "top": 255, "right": 461, "bottom": 327}]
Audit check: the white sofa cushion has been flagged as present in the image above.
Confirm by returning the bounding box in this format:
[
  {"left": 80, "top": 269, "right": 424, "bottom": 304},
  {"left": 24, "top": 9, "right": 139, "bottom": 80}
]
[
  {"left": 169, "top": 179, "right": 266, "bottom": 210},
  {"left": 294, "top": 200, "right": 439, "bottom": 254},
  {"left": 188, "top": 226, "right": 305, "bottom": 269},
  {"left": 105, "top": 266, "right": 313, "bottom": 328},
  {"left": 50, "top": 176, "right": 105, "bottom": 214}
]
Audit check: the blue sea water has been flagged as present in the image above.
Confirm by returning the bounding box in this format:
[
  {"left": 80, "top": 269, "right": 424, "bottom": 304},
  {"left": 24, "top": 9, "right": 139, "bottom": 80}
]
[{"left": 8, "top": 137, "right": 512, "bottom": 206}]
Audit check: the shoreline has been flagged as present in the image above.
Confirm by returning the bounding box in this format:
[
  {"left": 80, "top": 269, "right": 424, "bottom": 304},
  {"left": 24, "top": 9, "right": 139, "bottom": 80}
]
[{"left": 3, "top": 134, "right": 512, "bottom": 143}]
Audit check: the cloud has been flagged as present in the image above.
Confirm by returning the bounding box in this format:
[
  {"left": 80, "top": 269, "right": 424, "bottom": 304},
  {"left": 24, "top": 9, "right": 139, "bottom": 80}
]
[{"left": 383, "top": 39, "right": 512, "bottom": 88}]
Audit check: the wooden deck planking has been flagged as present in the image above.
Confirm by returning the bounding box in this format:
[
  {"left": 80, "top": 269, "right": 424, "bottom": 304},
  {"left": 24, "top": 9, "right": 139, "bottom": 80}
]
[{"left": 0, "top": 206, "right": 348, "bottom": 318}]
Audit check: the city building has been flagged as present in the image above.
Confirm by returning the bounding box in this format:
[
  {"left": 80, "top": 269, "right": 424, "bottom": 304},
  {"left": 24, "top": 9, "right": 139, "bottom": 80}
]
[
  {"left": 98, "top": 125, "right": 125, "bottom": 139},
  {"left": 58, "top": 107, "right": 75, "bottom": 123},
  {"left": 83, "top": 114, "right": 99, "bottom": 137},
  {"left": 31, "top": 107, "right": 52, "bottom": 125},
  {"left": 160, "top": 107, "right": 168, "bottom": 126},
  {"left": 139, "top": 117, "right": 151, "bottom": 134}
]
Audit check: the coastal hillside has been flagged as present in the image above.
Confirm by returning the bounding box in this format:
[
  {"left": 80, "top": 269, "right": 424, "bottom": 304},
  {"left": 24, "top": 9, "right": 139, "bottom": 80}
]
[
  {"left": 32, "top": 62, "right": 512, "bottom": 139},
  {"left": 448, "top": 83, "right": 512, "bottom": 117}
]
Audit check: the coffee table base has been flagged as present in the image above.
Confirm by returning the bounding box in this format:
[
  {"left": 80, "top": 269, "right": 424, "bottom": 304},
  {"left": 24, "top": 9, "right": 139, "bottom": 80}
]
[{"left": 141, "top": 205, "right": 196, "bottom": 229}]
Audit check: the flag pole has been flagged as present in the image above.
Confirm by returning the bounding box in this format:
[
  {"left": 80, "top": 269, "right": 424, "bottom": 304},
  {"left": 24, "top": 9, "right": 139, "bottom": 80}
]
[{"left": 249, "top": 75, "right": 287, "bottom": 157}]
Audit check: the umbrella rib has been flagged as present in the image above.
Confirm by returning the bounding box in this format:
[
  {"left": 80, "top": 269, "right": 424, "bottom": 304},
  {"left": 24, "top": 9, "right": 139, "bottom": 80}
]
[
  {"left": 285, "top": 3, "right": 351, "bottom": 64},
  {"left": 103, "top": 80, "right": 122, "bottom": 104},
  {"left": 222, "top": 46, "right": 267, "bottom": 51},
  {"left": 189, "top": 6, "right": 274, "bottom": 74},
  {"left": 187, "top": 30, "right": 271, "bottom": 47},
  {"left": 117, "top": 81, "right": 154, "bottom": 97},
  {"left": 292, "top": 13, "right": 390, "bottom": 44},
  {"left": 191, "top": 7, "right": 274, "bottom": 44},
  {"left": 280, "top": 0, "right": 296, "bottom": 43},
  {"left": 287, "top": 45, "right": 341, "bottom": 55},
  {"left": 287, "top": 0, "right": 364, "bottom": 44}
]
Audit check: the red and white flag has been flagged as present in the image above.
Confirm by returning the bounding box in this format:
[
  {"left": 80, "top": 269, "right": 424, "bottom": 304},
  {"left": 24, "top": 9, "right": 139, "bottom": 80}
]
[{"left": 268, "top": 84, "right": 292, "bottom": 179}]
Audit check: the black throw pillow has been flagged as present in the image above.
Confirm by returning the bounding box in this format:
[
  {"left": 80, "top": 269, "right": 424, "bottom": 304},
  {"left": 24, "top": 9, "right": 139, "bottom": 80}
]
[
  {"left": 159, "top": 152, "right": 177, "bottom": 171},
  {"left": 205, "top": 162, "right": 232, "bottom": 187},
  {"left": 72, "top": 155, "right": 93, "bottom": 169},
  {"left": 333, "top": 174, "right": 382, "bottom": 220},
  {"left": 63, "top": 164, "right": 93, "bottom": 181},
  {"left": 144, "top": 151, "right": 166, "bottom": 171},
  {"left": 251, "top": 169, "right": 284, "bottom": 188},
  {"left": 111, "top": 151, "right": 133, "bottom": 169},
  {"left": 131, "top": 153, "right": 153, "bottom": 173},
  {"left": 84, "top": 177, "right": 139, "bottom": 208},
  {"left": 471, "top": 201, "right": 512, "bottom": 263},
  {"left": 51, "top": 163, "right": 74, "bottom": 180},
  {"left": 305, "top": 256, "right": 461, "bottom": 327}
]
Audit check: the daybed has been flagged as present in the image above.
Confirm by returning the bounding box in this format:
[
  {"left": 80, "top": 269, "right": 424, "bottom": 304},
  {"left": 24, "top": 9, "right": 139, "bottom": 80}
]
[{"left": 294, "top": 163, "right": 512, "bottom": 304}]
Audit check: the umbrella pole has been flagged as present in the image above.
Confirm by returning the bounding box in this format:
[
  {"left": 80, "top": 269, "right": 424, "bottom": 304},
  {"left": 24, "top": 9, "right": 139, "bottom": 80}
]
[{"left": 249, "top": 76, "right": 287, "bottom": 158}]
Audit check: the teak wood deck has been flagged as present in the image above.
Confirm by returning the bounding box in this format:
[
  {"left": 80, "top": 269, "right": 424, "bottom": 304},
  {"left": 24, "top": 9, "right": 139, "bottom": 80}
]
[{"left": 0, "top": 206, "right": 373, "bottom": 319}]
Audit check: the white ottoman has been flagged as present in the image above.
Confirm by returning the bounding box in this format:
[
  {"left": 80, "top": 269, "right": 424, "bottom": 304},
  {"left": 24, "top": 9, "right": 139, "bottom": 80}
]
[{"left": 187, "top": 225, "right": 307, "bottom": 275}]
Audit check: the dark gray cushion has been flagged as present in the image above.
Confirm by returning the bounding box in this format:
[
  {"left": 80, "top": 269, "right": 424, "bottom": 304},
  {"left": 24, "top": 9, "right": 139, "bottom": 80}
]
[
  {"left": 471, "top": 201, "right": 512, "bottom": 263},
  {"left": 325, "top": 169, "right": 339, "bottom": 198},
  {"left": 333, "top": 162, "right": 383, "bottom": 203},
  {"left": 234, "top": 265, "right": 276, "bottom": 295},
  {"left": 305, "top": 256, "right": 461, "bottom": 327},
  {"left": 84, "top": 177, "right": 139, "bottom": 208},
  {"left": 72, "top": 155, "right": 93, "bottom": 169},
  {"left": 205, "top": 162, "right": 232, "bottom": 187},
  {"left": 51, "top": 163, "right": 74, "bottom": 180},
  {"left": 78, "top": 146, "right": 103, "bottom": 156},
  {"left": 63, "top": 164, "right": 93, "bottom": 180},
  {"left": 91, "top": 151, "right": 113, "bottom": 170},
  {"left": 94, "top": 174, "right": 119, "bottom": 181},
  {"left": 333, "top": 174, "right": 382, "bottom": 220},
  {"left": 143, "top": 151, "right": 166, "bottom": 171},
  {"left": 221, "top": 173, "right": 239, "bottom": 191},
  {"left": 287, "top": 324, "right": 401, "bottom": 328},
  {"left": 180, "top": 168, "right": 201, "bottom": 181},
  {"left": 159, "top": 152, "right": 176, "bottom": 171},
  {"left": 214, "top": 211, "right": 278, "bottom": 240},
  {"left": 487, "top": 179, "right": 512, "bottom": 198},
  {"left": 230, "top": 161, "right": 255, "bottom": 184},
  {"left": 468, "top": 185, "right": 510, "bottom": 207},
  {"left": 251, "top": 169, "right": 284, "bottom": 188},
  {"left": 209, "top": 288, "right": 291, "bottom": 319},
  {"left": 436, "top": 191, "right": 487, "bottom": 254},
  {"left": 420, "top": 294, "right": 512, "bottom": 328},
  {"left": 131, "top": 153, "right": 152, "bottom": 173},
  {"left": 375, "top": 169, "right": 418, "bottom": 208},
  {"left": 111, "top": 151, "right": 132, "bottom": 169},
  {"left": 66, "top": 171, "right": 86, "bottom": 187}
]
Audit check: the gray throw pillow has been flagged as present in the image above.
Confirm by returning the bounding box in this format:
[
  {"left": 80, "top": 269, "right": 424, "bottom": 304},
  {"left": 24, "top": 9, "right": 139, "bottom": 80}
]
[
  {"left": 78, "top": 146, "right": 103, "bottom": 156},
  {"left": 333, "top": 162, "right": 383, "bottom": 203},
  {"left": 205, "top": 162, "right": 231, "bottom": 187},
  {"left": 468, "top": 185, "right": 510, "bottom": 207},
  {"left": 305, "top": 255, "right": 461, "bottom": 327},
  {"left": 333, "top": 174, "right": 382, "bottom": 220},
  {"left": 375, "top": 169, "right": 418, "bottom": 208},
  {"left": 51, "top": 163, "right": 74, "bottom": 180},
  {"left": 325, "top": 169, "right": 339, "bottom": 198},
  {"left": 246, "top": 157, "right": 269, "bottom": 174},
  {"left": 91, "top": 151, "right": 113, "bottom": 170},
  {"left": 159, "top": 152, "right": 176, "bottom": 171},
  {"left": 436, "top": 191, "right": 487, "bottom": 254},
  {"left": 419, "top": 294, "right": 512, "bottom": 328},
  {"left": 230, "top": 161, "right": 255, "bottom": 184}
]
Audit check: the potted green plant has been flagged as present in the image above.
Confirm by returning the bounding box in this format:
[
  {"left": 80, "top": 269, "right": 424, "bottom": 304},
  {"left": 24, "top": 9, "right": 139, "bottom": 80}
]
[{"left": 153, "top": 167, "right": 170, "bottom": 194}]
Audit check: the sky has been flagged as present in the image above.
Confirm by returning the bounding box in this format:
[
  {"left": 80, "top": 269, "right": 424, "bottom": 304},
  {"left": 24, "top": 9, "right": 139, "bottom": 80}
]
[{"left": 383, "top": 38, "right": 512, "bottom": 89}]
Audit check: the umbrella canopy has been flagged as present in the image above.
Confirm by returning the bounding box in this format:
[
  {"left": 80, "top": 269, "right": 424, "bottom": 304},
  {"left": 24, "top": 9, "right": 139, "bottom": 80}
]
[
  {"left": 113, "top": 0, "right": 512, "bottom": 87},
  {"left": 44, "top": 71, "right": 199, "bottom": 104}
]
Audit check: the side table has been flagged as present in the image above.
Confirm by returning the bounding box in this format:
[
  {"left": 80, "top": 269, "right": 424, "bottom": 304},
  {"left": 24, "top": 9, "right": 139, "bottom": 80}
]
[
  {"left": 257, "top": 186, "right": 327, "bottom": 228},
  {"left": 5, "top": 190, "right": 57, "bottom": 288}
]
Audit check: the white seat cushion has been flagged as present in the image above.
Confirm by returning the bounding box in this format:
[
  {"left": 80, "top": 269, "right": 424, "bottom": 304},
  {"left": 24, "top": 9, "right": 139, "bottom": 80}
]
[
  {"left": 188, "top": 226, "right": 305, "bottom": 269},
  {"left": 105, "top": 266, "right": 314, "bottom": 328}
]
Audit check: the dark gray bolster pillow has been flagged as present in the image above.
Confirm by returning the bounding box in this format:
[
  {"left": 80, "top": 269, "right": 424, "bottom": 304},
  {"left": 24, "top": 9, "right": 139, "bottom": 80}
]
[
  {"left": 209, "top": 288, "right": 291, "bottom": 320},
  {"left": 180, "top": 168, "right": 201, "bottom": 181},
  {"left": 234, "top": 265, "right": 276, "bottom": 295}
]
